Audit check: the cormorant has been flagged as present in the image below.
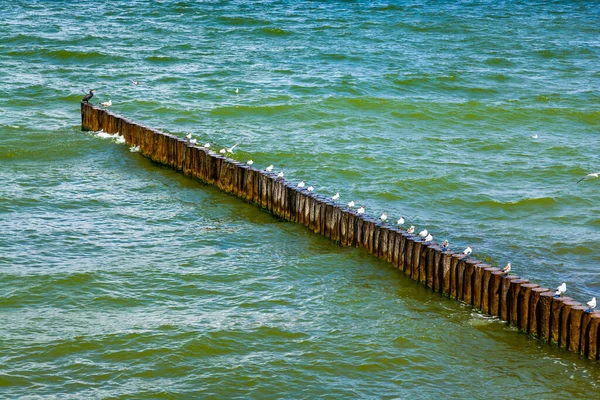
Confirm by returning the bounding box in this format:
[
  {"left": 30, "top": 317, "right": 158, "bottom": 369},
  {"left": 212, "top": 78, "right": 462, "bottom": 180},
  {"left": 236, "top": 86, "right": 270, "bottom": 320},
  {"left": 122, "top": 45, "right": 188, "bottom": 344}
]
[{"left": 82, "top": 89, "right": 95, "bottom": 102}]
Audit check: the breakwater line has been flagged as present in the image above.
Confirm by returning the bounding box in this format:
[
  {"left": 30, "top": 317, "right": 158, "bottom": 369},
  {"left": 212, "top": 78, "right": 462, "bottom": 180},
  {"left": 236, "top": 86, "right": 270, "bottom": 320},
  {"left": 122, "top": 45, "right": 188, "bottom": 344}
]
[{"left": 81, "top": 101, "right": 600, "bottom": 362}]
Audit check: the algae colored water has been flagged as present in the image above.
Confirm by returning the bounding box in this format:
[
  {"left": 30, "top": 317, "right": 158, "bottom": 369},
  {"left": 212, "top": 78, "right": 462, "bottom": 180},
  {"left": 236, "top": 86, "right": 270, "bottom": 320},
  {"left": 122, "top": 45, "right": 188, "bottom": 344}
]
[{"left": 1, "top": 1, "right": 600, "bottom": 398}]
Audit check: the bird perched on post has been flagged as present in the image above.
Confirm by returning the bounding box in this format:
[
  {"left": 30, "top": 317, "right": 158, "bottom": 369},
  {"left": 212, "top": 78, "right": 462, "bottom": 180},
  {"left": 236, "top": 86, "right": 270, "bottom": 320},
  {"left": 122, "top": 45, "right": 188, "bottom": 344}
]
[
  {"left": 357, "top": 205, "right": 365, "bottom": 215},
  {"left": 298, "top": 181, "right": 305, "bottom": 188},
  {"left": 332, "top": 193, "right": 340, "bottom": 202},
  {"left": 424, "top": 233, "right": 433, "bottom": 243},
  {"left": 463, "top": 246, "right": 472, "bottom": 258},
  {"left": 100, "top": 99, "right": 112, "bottom": 108},
  {"left": 265, "top": 165, "right": 274, "bottom": 172},
  {"left": 247, "top": 160, "right": 253, "bottom": 165},
  {"left": 418, "top": 229, "right": 428, "bottom": 241},
  {"left": 577, "top": 172, "right": 599, "bottom": 184},
  {"left": 347, "top": 200, "right": 355, "bottom": 209},
  {"left": 82, "top": 89, "right": 95, "bottom": 102},
  {"left": 186, "top": 133, "right": 192, "bottom": 142},
  {"left": 406, "top": 226, "right": 415, "bottom": 234},
  {"left": 203, "top": 143, "right": 210, "bottom": 149},
  {"left": 307, "top": 186, "right": 314, "bottom": 192},
  {"left": 555, "top": 282, "right": 567, "bottom": 297},
  {"left": 587, "top": 297, "right": 596, "bottom": 312},
  {"left": 276, "top": 171, "right": 284, "bottom": 179},
  {"left": 502, "top": 262, "right": 511, "bottom": 275},
  {"left": 441, "top": 240, "right": 449, "bottom": 251},
  {"left": 379, "top": 212, "right": 388, "bottom": 224},
  {"left": 396, "top": 216, "right": 404, "bottom": 229}
]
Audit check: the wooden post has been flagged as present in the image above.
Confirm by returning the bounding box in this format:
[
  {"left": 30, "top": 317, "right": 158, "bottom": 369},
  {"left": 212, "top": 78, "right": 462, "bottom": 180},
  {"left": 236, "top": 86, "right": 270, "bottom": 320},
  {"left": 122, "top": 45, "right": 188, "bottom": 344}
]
[
  {"left": 538, "top": 292, "right": 554, "bottom": 343},
  {"left": 473, "top": 263, "right": 489, "bottom": 310},
  {"left": 568, "top": 306, "right": 587, "bottom": 353},
  {"left": 481, "top": 267, "right": 499, "bottom": 314},
  {"left": 528, "top": 288, "right": 550, "bottom": 337},
  {"left": 509, "top": 279, "right": 529, "bottom": 327},
  {"left": 500, "top": 275, "right": 520, "bottom": 322},
  {"left": 450, "top": 254, "right": 462, "bottom": 299},
  {"left": 560, "top": 301, "right": 581, "bottom": 349},
  {"left": 411, "top": 240, "right": 422, "bottom": 281},
  {"left": 587, "top": 314, "right": 600, "bottom": 360},
  {"left": 550, "top": 297, "right": 572, "bottom": 345},
  {"left": 441, "top": 251, "right": 454, "bottom": 296},
  {"left": 426, "top": 244, "right": 440, "bottom": 289},
  {"left": 517, "top": 283, "right": 538, "bottom": 331},
  {"left": 404, "top": 237, "right": 415, "bottom": 277},
  {"left": 463, "top": 259, "right": 480, "bottom": 305},
  {"left": 579, "top": 311, "right": 594, "bottom": 357}
]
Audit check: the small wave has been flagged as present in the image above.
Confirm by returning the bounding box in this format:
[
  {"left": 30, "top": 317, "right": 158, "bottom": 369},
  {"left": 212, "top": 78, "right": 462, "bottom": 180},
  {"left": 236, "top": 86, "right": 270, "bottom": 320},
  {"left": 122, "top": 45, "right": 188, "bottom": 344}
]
[
  {"left": 257, "top": 27, "right": 292, "bottom": 36},
  {"left": 217, "top": 15, "right": 271, "bottom": 26},
  {"left": 96, "top": 131, "right": 125, "bottom": 143},
  {"left": 485, "top": 57, "right": 514, "bottom": 67},
  {"left": 477, "top": 196, "right": 559, "bottom": 209}
]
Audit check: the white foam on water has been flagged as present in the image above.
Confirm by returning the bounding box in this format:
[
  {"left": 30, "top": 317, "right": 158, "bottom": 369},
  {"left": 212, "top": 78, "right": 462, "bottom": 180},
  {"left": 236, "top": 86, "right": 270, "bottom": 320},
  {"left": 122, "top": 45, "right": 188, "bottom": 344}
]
[
  {"left": 95, "top": 131, "right": 125, "bottom": 144},
  {"left": 130, "top": 145, "right": 140, "bottom": 152}
]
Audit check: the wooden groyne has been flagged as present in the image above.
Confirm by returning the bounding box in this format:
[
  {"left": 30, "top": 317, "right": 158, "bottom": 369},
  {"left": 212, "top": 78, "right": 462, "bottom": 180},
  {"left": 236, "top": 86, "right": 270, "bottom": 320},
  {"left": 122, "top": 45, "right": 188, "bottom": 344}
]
[{"left": 81, "top": 102, "right": 600, "bottom": 361}]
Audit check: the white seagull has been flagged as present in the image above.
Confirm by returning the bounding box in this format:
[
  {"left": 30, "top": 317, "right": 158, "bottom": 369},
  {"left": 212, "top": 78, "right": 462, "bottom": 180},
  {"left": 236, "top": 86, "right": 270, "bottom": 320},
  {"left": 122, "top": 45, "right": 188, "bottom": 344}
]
[
  {"left": 203, "top": 143, "right": 210, "bottom": 149},
  {"left": 235, "top": 88, "right": 239, "bottom": 95},
  {"left": 555, "top": 282, "right": 567, "bottom": 297},
  {"left": 357, "top": 205, "right": 365, "bottom": 215},
  {"left": 332, "top": 193, "right": 340, "bottom": 202},
  {"left": 247, "top": 160, "right": 253, "bottom": 165},
  {"left": 347, "top": 200, "right": 355, "bottom": 208},
  {"left": 442, "top": 240, "right": 449, "bottom": 250},
  {"left": 379, "top": 212, "right": 388, "bottom": 223},
  {"left": 418, "top": 229, "right": 428, "bottom": 240},
  {"left": 265, "top": 165, "right": 274, "bottom": 172},
  {"left": 424, "top": 233, "right": 433, "bottom": 243},
  {"left": 577, "top": 172, "right": 600, "bottom": 184},
  {"left": 587, "top": 297, "right": 596, "bottom": 312},
  {"left": 219, "top": 148, "right": 227, "bottom": 154},
  {"left": 277, "top": 171, "right": 284, "bottom": 179},
  {"left": 407, "top": 226, "right": 415, "bottom": 234},
  {"left": 100, "top": 99, "right": 112, "bottom": 108},
  {"left": 298, "top": 181, "right": 305, "bottom": 188},
  {"left": 503, "top": 262, "right": 511, "bottom": 275},
  {"left": 227, "top": 143, "right": 239, "bottom": 154},
  {"left": 531, "top": 134, "right": 539, "bottom": 139},
  {"left": 463, "top": 246, "right": 472, "bottom": 257},
  {"left": 396, "top": 216, "right": 405, "bottom": 228},
  {"left": 185, "top": 132, "right": 192, "bottom": 141},
  {"left": 307, "top": 186, "right": 314, "bottom": 192},
  {"left": 190, "top": 139, "right": 197, "bottom": 144}
]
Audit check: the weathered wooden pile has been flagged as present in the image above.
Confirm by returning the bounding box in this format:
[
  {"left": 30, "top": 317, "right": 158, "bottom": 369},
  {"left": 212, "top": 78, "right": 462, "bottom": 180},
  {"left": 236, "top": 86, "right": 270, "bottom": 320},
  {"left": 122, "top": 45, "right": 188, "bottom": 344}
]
[{"left": 81, "top": 101, "right": 600, "bottom": 361}]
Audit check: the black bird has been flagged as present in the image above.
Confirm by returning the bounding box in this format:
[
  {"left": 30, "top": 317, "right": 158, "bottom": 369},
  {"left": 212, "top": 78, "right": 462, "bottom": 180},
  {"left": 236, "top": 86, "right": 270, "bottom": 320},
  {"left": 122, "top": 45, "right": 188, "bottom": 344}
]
[{"left": 82, "top": 89, "right": 95, "bottom": 102}]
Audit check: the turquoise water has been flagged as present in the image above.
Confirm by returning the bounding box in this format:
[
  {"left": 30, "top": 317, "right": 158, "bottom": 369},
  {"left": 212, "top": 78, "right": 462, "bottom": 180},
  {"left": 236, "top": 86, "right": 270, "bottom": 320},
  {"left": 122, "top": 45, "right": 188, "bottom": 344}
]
[{"left": 1, "top": 0, "right": 600, "bottom": 398}]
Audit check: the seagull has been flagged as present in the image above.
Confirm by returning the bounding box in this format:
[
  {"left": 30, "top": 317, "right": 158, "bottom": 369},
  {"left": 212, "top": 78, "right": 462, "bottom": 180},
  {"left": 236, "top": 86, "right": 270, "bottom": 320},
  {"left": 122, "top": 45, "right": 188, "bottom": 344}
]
[
  {"left": 347, "top": 200, "right": 355, "bottom": 208},
  {"left": 185, "top": 132, "right": 192, "bottom": 142},
  {"left": 226, "top": 143, "right": 239, "bottom": 154},
  {"left": 247, "top": 160, "right": 253, "bottom": 165},
  {"left": 441, "top": 240, "right": 449, "bottom": 250},
  {"left": 219, "top": 148, "right": 227, "bottom": 154},
  {"left": 587, "top": 297, "right": 596, "bottom": 312},
  {"left": 407, "top": 226, "right": 415, "bottom": 234},
  {"left": 418, "top": 229, "right": 428, "bottom": 241},
  {"left": 424, "top": 233, "right": 433, "bottom": 243},
  {"left": 332, "top": 193, "right": 340, "bottom": 202},
  {"left": 577, "top": 172, "right": 599, "bottom": 184},
  {"left": 531, "top": 134, "right": 539, "bottom": 139},
  {"left": 357, "top": 205, "right": 365, "bottom": 215},
  {"left": 379, "top": 212, "right": 388, "bottom": 223},
  {"left": 503, "top": 262, "right": 511, "bottom": 275},
  {"left": 265, "top": 164, "right": 274, "bottom": 172},
  {"left": 277, "top": 171, "right": 284, "bottom": 179},
  {"left": 307, "top": 186, "right": 314, "bottom": 192},
  {"left": 235, "top": 88, "right": 239, "bottom": 95},
  {"left": 396, "top": 216, "right": 405, "bottom": 228},
  {"left": 189, "top": 139, "right": 197, "bottom": 144},
  {"left": 132, "top": 80, "right": 140, "bottom": 86},
  {"left": 82, "top": 89, "right": 95, "bottom": 102},
  {"left": 100, "top": 99, "right": 112, "bottom": 108},
  {"left": 463, "top": 246, "right": 472, "bottom": 258},
  {"left": 298, "top": 181, "right": 305, "bottom": 188},
  {"left": 203, "top": 143, "right": 210, "bottom": 149},
  {"left": 555, "top": 282, "right": 567, "bottom": 297}
]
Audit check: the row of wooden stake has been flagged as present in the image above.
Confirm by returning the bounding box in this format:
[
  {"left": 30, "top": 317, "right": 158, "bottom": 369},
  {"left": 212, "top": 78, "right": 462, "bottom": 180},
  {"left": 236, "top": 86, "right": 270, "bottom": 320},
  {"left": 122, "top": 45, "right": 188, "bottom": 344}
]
[{"left": 81, "top": 101, "right": 600, "bottom": 361}]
